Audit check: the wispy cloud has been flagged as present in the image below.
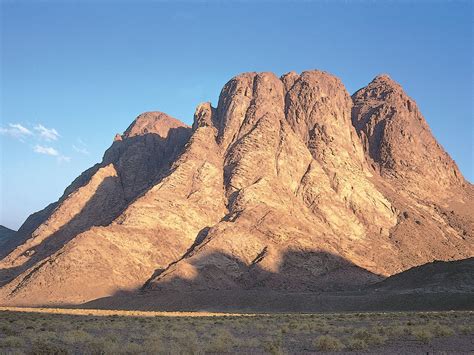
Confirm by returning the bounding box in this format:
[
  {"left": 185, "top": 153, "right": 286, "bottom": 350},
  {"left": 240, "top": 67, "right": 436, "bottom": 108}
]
[
  {"left": 0, "top": 123, "right": 33, "bottom": 140},
  {"left": 34, "top": 145, "right": 59, "bottom": 156},
  {"left": 72, "top": 138, "right": 89, "bottom": 155},
  {"left": 34, "top": 124, "right": 60, "bottom": 141},
  {"left": 33, "top": 144, "right": 71, "bottom": 163},
  {"left": 72, "top": 145, "right": 89, "bottom": 155},
  {"left": 2, "top": 122, "right": 70, "bottom": 163}
]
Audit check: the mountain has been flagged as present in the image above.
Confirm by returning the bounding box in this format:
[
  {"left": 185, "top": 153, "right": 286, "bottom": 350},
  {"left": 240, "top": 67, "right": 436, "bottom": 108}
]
[
  {"left": 373, "top": 257, "right": 474, "bottom": 293},
  {"left": 0, "top": 70, "right": 472, "bottom": 307},
  {"left": 0, "top": 226, "right": 16, "bottom": 250}
]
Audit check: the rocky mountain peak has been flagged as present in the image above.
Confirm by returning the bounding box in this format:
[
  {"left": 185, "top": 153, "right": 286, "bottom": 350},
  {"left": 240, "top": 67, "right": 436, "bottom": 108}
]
[
  {"left": 354, "top": 74, "right": 405, "bottom": 103},
  {"left": 123, "top": 111, "right": 189, "bottom": 139},
  {"left": 352, "top": 75, "right": 464, "bottom": 197}
]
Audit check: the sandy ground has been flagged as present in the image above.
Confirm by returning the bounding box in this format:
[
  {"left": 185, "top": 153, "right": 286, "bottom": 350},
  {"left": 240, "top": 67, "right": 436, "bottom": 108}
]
[{"left": 0, "top": 306, "right": 252, "bottom": 318}]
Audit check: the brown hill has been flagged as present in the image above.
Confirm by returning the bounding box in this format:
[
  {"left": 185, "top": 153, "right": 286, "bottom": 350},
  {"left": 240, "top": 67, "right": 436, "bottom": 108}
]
[{"left": 0, "top": 70, "right": 472, "bottom": 307}]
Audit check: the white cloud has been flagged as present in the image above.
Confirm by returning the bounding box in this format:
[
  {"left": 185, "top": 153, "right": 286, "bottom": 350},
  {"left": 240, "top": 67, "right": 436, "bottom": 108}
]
[
  {"left": 3, "top": 122, "right": 70, "bottom": 163},
  {"left": 0, "top": 123, "right": 33, "bottom": 140},
  {"left": 34, "top": 145, "right": 59, "bottom": 156},
  {"left": 34, "top": 124, "right": 60, "bottom": 141},
  {"left": 72, "top": 137, "right": 89, "bottom": 155},
  {"left": 10, "top": 123, "right": 33, "bottom": 135},
  {"left": 33, "top": 145, "right": 71, "bottom": 163}
]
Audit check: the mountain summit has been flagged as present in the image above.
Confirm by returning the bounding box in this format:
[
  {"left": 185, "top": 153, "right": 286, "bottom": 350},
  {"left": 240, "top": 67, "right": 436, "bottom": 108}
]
[{"left": 0, "top": 70, "right": 472, "bottom": 306}]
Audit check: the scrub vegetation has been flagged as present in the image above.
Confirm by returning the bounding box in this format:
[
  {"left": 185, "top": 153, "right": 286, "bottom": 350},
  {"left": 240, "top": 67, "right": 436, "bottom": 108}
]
[{"left": 0, "top": 309, "right": 471, "bottom": 353}]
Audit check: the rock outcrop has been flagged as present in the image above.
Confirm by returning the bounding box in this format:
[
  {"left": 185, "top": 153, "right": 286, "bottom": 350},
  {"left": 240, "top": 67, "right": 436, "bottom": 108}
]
[{"left": 0, "top": 70, "right": 472, "bottom": 306}]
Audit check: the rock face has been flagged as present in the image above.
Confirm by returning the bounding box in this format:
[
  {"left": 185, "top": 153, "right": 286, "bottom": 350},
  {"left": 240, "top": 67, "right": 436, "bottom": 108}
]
[{"left": 0, "top": 70, "right": 472, "bottom": 306}]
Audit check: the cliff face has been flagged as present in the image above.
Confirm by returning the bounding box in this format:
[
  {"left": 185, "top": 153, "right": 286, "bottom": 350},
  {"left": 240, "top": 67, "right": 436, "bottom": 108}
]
[{"left": 0, "top": 70, "right": 472, "bottom": 306}]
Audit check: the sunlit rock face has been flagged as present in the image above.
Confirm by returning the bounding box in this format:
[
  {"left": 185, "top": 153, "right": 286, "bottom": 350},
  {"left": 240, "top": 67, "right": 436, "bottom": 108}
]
[{"left": 0, "top": 70, "right": 472, "bottom": 306}]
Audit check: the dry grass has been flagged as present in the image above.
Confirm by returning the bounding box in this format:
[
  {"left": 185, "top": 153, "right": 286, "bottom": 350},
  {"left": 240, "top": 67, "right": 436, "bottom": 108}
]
[{"left": 0, "top": 308, "right": 470, "bottom": 353}]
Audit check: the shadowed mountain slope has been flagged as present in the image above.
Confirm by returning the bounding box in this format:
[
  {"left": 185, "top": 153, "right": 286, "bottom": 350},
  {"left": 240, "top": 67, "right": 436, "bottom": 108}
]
[
  {"left": 373, "top": 257, "right": 474, "bottom": 293},
  {"left": 82, "top": 256, "right": 474, "bottom": 312},
  {"left": 0, "top": 226, "right": 16, "bottom": 251},
  {"left": 0, "top": 70, "right": 472, "bottom": 307}
]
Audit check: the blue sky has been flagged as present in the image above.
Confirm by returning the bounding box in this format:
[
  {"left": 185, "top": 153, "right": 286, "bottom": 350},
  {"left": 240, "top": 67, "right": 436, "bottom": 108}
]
[{"left": 1, "top": 1, "right": 472, "bottom": 229}]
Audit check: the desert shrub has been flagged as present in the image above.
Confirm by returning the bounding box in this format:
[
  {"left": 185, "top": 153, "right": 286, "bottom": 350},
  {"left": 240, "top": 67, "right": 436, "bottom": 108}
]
[
  {"left": 0, "top": 325, "right": 19, "bottom": 336},
  {"left": 254, "top": 322, "right": 267, "bottom": 331},
  {"left": 428, "top": 322, "right": 455, "bottom": 337},
  {"left": 206, "top": 329, "right": 236, "bottom": 353},
  {"left": 373, "top": 325, "right": 387, "bottom": 335},
  {"left": 142, "top": 334, "right": 162, "bottom": 353},
  {"left": 352, "top": 328, "right": 387, "bottom": 346},
  {"left": 262, "top": 336, "right": 283, "bottom": 355},
  {"left": 168, "top": 330, "right": 201, "bottom": 354},
  {"left": 311, "top": 321, "right": 330, "bottom": 333},
  {"left": 121, "top": 342, "right": 143, "bottom": 354},
  {"left": 0, "top": 335, "right": 25, "bottom": 348},
  {"left": 347, "top": 338, "right": 368, "bottom": 350},
  {"left": 245, "top": 337, "right": 260, "bottom": 348},
  {"left": 101, "top": 333, "right": 120, "bottom": 344},
  {"left": 82, "top": 339, "right": 112, "bottom": 354},
  {"left": 314, "top": 335, "right": 344, "bottom": 351},
  {"left": 30, "top": 338, "right": 70, "bottom": 354},
  {"left": 412, "top": 328, "right": 434, "bottom": 343},
  {"left": 299, "top": 322, "right": 312, "bottom": 333},
  {"left": 458, "top": 325, "right": 473, "bottom": 335},
  {"left": 386, "top": 325, "right": 409, "bottom": 337},
  {"left": 355, "top": 313, "right": 367, "bottom": 319},
  {"left": 334, "top": 325, "right": 353, "bottom": 334},
  {"left": 288, "top": 321, "right": 298, "bottom": 330},
  {"left": 61, "top": 329, "right": 95, "bottom": 345}
]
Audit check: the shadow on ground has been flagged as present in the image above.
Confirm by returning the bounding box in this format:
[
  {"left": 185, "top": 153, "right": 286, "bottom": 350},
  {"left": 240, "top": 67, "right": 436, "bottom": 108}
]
[{"left": 78, "top": 253, "right": 474, "bottom": 313}]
